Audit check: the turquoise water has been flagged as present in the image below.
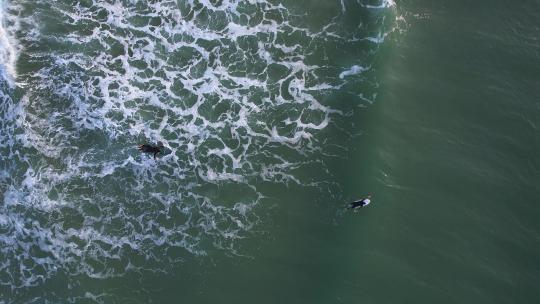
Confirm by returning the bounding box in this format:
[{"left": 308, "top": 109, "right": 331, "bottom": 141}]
[{"left": 1, "top": 0, "right": 539, "bottom": 303}]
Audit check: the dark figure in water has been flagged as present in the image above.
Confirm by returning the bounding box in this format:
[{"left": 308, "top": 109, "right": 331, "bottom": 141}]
[
  {"left": 138, "top": 141, "right": 164, "bottom": 159},
  {"left": 349, "top": 194, "right": 372, "bottom": 210}
]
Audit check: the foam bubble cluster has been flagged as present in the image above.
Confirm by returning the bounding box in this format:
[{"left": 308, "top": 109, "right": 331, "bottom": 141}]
[
  {"left": 0, "top": 0, "right": 20, "bottom": 85},
  {"left": 0, "top": 0, "right": 399, "bottom": 298}
]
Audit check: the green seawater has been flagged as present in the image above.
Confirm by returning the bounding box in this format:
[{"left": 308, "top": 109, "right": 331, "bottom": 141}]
[{"left": 1, "top": 0, "right": 539, "bottom": 303}]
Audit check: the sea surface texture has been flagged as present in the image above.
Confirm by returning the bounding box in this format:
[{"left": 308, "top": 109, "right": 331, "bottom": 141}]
[{"left": 1, "top": 0, "right": 539, "bottom": 303}]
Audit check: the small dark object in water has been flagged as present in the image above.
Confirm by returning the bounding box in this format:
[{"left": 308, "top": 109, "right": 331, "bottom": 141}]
[
  {"left": 138, "top": 141, "right": 164, "bottom": 159},
  {"left": 348, "top": 194, "right": 372, "bottom": 210}
]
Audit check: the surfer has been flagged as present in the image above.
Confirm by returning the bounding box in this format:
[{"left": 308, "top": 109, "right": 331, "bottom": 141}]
[
  {"left": 138, "top": 141, "right": 164, "bottom": 159},
  {"left": 348, "top": 194, "right": 371, "bottom": 210}
]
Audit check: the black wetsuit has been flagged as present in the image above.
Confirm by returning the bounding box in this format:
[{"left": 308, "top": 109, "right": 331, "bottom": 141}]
[
  {"left": 349, "top": 198, "right": 370, "bottom": 209},
  {"left": 138, "top": 144, "right": 161, "bottom": 159}
]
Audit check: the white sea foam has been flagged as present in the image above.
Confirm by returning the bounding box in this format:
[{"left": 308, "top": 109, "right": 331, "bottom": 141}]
[
  {"left": 362, "top": 0, "right": 396, "bottom": 9},
  {"left": 339, "top": 65, "right": 369, "bottom": 79},
  {"left": 0, "top": 0, "right": 19, "bottom": 85},
  {"left": 0, "top": 0, "right": 400, "bottom": 296}
]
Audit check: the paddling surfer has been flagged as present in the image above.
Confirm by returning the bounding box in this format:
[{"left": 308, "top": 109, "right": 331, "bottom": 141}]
[
  {"left": 348, "top": 194, "right": 372, "bottom": 210},
  {"left": 138, "top": 141, "right": 164, "bottom": 159}
]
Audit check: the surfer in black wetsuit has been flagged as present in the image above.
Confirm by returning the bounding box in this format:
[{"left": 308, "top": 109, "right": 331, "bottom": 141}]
[
  {"left": 348, "top": 194, "right": 372, "bottom": 210},
  {"left": 138, "top": 141, "right": 164, "bottom": 159}
]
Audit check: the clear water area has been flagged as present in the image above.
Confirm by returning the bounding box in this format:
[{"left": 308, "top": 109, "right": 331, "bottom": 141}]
[{"left": 1, "top": 0, "right": 539, "bottom": 303}]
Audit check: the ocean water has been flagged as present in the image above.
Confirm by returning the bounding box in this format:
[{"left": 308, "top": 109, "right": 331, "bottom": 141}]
[{"left": 0, "top": 0, "right": 539, "bottom": 303}]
